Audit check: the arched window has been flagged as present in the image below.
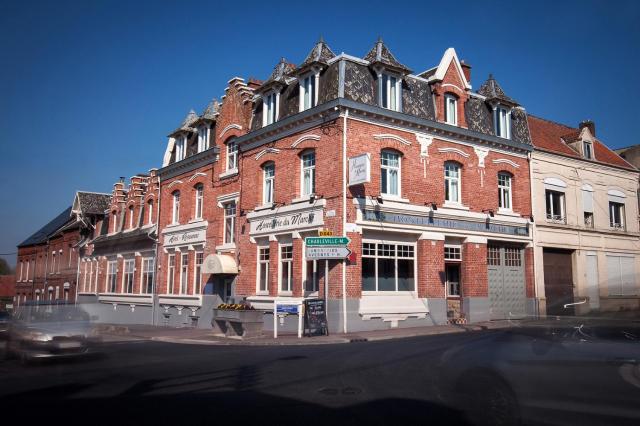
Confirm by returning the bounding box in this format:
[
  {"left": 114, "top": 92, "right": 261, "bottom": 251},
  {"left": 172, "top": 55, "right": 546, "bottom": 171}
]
[
  {"left": 263, "top": 162, "right": 275, "bottom": 204},
  {"left": 444, "top": 93, "right": 457, "bottom": 125},
  {"left": 498, "top": 172, "right": 513, "bottom": 210},
  {"left": 147, "top": 200, "right": 154, "bottom": 225},
  {"left": 380, "top": 150, "right": 400, "bottom": 196},
  {"left": 301, "top": 150, "right": 316, "bottom": 197},
  {"left": 194, "top": 184, "right": 204, "bottom": 220},
  {"left": 444, "top": 162, "right": 461, "bottom": 203},
  {"left": 172, "top": 191, "right": 180, "bottom": 224}
]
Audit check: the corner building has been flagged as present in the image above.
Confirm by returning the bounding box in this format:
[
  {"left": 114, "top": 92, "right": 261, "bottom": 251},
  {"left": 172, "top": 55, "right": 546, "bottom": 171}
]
[{"left": 157, "top": 39, "right": 535, "bottom": 332}]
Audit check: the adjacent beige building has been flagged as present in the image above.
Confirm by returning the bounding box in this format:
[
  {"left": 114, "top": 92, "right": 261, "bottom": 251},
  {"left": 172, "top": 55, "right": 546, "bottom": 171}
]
[{"left": 528, "top": 117, "right": 640, "bottom": 315}]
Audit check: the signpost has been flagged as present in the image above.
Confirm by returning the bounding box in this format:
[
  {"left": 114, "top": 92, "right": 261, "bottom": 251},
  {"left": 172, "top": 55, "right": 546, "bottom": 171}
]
[
  {"left": 306, "top": 246, "right": 351, "bottom": 260},
  {"left": 273, "top": 300, "right": 304, "bottom": 339}
]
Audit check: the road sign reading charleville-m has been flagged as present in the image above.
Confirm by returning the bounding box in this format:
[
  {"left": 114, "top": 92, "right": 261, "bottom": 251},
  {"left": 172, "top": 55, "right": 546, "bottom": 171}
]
[{"left": 305, "top": 236, "right": 350, "bottom": 246}]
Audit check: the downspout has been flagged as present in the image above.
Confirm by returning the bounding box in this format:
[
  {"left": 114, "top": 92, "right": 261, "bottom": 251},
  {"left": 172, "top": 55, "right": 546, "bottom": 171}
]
[
  {"left": 527, "top": 151, "right": 539, "bottom": 318},
  {"left": 151, "top": 174, "right": 161, "bottom": 326},
  {"left": 342, "top": 108, "right": 349, "bottom": 334}
]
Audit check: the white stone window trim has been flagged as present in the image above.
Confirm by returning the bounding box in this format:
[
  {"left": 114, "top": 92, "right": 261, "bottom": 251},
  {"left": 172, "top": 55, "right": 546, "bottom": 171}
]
[
  {"left": 380, "top": 150, "right": 401, "bottom": 197},
  {"left": 262, "top": 90, "right": 280, "bottom": 126},
  {"left": 141, "top": 257, "right": 155, "bottom": 295},
  {"left": 263, "top": 163, "right": 275, "bottom": 205},
  {"left": 122, "top": 257, "right": 135, "bottom": 294},
  {"left": 299, "top": 70, "right": 320, "bottom": 112},
  {"left": 494, "top": 105, "right": 512, "bottom": 139},
  {"left": 218, "top": 168, "right": 239, "bottom": 180},
  {"left": 444, "top": 161, "right": 462, "bottom": 204},
  {"left": 256, "top": 244, "right": 270, "bottom": 296},
  {"left": 582, "top": 140, "right": 594, "bottom": 160},
  {"left": 222, "top": 200, "right": 236, "bottom": 245},
  {"left": 194, "top": 184, "right": 204, "bottom": 220},
  {"left": 377, "top": 70, "right": 402, "bottom": 112},
  {"left": 226, "top": 138, "right": 239, "bottom": 172},
  {"left": 171, "top": 191, "right": 180, "bottom": 225},
  {"left": 444, "top": 93, "right": 458, "bottom": 126},
  {"left": 166, "top": 253, "right": 176, "bottom": 295},
  {"left": 498, "top": 172, "right": 513, "bottom": 211},
  {"left": 300, "top": 149, "right": 316, "bottom": 198},
  {"left": 278, "top": 243, "right": 293, "bottom": 295},
  {"left": 444, "top": 244, "right": 462, "bottom": 261},
  {"left": 545, "top": 189, "right": 566, "bottom": 224}
]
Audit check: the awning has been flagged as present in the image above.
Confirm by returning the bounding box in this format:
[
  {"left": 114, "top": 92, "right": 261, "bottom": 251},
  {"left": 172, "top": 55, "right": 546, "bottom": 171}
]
[{"left": 202, "top": 254, "right": 238, "bottom": 274}]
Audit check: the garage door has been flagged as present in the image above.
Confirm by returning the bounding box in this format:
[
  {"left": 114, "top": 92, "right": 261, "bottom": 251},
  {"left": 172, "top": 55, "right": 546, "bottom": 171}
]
[
  {"left": 543, "top": 249, "right": 575, "bottom": 316},
  {"left": 488, "top": 245, "right": 526, "bottom": 320},
  {"left": 606, "top": 254, "right": 637, "bottom": 296}
]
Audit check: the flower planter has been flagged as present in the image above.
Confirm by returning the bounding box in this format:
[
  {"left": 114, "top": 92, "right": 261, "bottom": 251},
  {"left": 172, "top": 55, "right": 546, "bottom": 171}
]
[{"left": 212, "top": 308, "right": 264, "bottom": 339}]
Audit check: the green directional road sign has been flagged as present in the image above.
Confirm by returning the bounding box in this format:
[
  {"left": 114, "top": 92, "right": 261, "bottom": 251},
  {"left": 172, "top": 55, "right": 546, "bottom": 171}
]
[{"left": 305, "top": 236, "right": 350, "bottom": 246}]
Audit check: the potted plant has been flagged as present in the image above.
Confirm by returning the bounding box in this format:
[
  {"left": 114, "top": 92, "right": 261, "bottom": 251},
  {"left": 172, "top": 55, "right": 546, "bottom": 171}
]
[{"left": 212, "top": 302, "right": 264, "bottom": 338}]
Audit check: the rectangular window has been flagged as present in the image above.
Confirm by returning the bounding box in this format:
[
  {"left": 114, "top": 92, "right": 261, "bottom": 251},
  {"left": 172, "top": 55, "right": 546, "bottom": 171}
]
[
  {"left": 57, "top": 250, "right": 62, "bottom": 273},
  {"left": 123, "top": 259, "right": 134, "bottom": 293},
  {"left": 301, "top": 74, "right": 317, "bottom": 111},
  {"left": 361, "top": 242, "right": 415, "bottom": 292},
  {"left": 128, "top": 206, "right": 134, "bottom": 229},
  {"left": 263, "top": 164, "right": 275, "bottom": 204},
  {"left": 88, "top": 261, "right": 93, "bottom": 293},
  {"left": 25, "top": 260, "right": 29, "bottom": 281},
  {"left": 584, "top": 212, "right": 594, "bottom": 228},
  {"left": 194, "top": 252, "right": 203, "bottom": 294},
  {"left": 487, "top": 246, "right": 501, "bottom": 266},
  {"left": 175, "top": 136, "right": 186, "bottom": 161},
  {"left": 444, "top": 245, "right": 462, "bottom": 261},
  {"left": 195, "top": 185, "right": 204, "bottom": 220},
  {"left": 142, "top": 257, "right": 155, "bottom": 294},
  {"left": 545, "top": 190, "right": 565, "bottom": 223},
  {"left": 305, "top": 259, "right": 325, "bottom": 293},
  {"left": 302, "top": 151, "right": 316, "bottom": 196},
  {"left": 258, "top": 247, "right": 270, "bottom": 293},
  {"left": 495, "top": 106, "right": 510, "bottom": 138},
  {"left": 445, "top": 264, "right": 460, "bottom": 297},
  {"left": 148, "top": 201, "right": 154, "bottom": 225},
  {"left": 82, "top": 262, "right": 88, "bottom": 292},
  {"left": 197, "top": 126, "right": 208, "bottom": 152},
  {"left": 583, "top": 141, "right": 593, "bottom": 159},
  {"left": 107, "top": 261, "right": 117, "bottom": 293},
  {"left": 180, "top": 253, "right": 189, "bottom": 294},
  {"left": 609, "top": 202, "right": 625, "bottom": 229},
  {"left": 444, "top": 162, "right": 460, "bottom": 203},
  {"left": 498, "top": 173, "right": 512, "bottom": 210},
  {"left": 19, "top": 261, "right": 23, "bottom": 282},
  {"left": 380, "top": 151, "right": 400, "bottom": 196},
  {"left": 93, "top": 260, "right": 99, "bottom": 293},
  {"left": 167, "top": 254, "right": 175, "bottom": 294},
  {"left": 504, "top": 247, "right": 522, "bottom": 267},
  {"left": 280, "top": 245, "right": 293, "bottom": 293},
  {"left": 445, "top": 94, "right": 457, "bottom": 125},
  {"left": 583, "top": 189, "right": 594, "bottom": 227},
  {"left": 227, "top": 140, "right": 238, "bottom": 171},
  {"left": 224, "top": 201, "right": 236, "bottom": 244},
  {"left": 172, "top": 192, "right": 180, "bottom": 224},
  {"left": 265, "top": 92, "right": 278, "bottom": 125},
  {"left": 381, "top": 74, "right": 400, "bottom": 111}
]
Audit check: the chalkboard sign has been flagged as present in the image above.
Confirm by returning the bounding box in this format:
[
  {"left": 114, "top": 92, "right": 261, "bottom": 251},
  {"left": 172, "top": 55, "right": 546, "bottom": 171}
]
[{"left": 303, "top": 298, "right": 328, "bottom": 337}]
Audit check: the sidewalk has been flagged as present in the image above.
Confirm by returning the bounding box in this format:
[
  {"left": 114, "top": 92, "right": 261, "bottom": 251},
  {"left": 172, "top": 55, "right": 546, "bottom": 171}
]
[{"left": 96, "top": 320, "right": 517, "bottom": 346}]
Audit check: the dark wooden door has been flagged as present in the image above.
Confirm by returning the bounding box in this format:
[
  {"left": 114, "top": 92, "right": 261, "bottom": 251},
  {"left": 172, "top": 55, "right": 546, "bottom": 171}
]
[{"left": 543, "top": 249, "right": 575, "bottom": 316}]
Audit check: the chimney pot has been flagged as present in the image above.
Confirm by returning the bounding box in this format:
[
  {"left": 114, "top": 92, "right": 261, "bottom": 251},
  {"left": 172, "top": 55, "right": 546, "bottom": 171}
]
[{"left": 579, "top": 120, "right": 596, "bottom": 136}]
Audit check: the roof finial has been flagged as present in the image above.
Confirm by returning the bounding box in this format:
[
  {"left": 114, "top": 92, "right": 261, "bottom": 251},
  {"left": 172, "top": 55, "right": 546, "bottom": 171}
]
[
  {"left": 318, "top": 35, "right": 324, "bottom": 43},
  {"left": 377, "top": 35, "right": 383, "bottom": 43},
  {"left": 488, "top": 73, "right": 494, "bottom": 80}
]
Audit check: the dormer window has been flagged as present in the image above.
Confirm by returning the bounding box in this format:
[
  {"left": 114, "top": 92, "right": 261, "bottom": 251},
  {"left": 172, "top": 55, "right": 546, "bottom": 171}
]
[
  {"left": 495, "top": 106, "right": 511, "bottom": 139},
  {"left": 381, "top": 73, "right": 401, "bottom": 112},
  {"left": 197, "top": 126, "right": 209, "bottom": 152},
  {"left": 300, "top": 73, "right": 318, "bottom": 112},
  {"left": 175, "top": 135, "right": 186, "bottom": 161},
  {"left": 444, "top": 94, "right": 457, "bottom": 125},
  {"left": 583, "top": 140, "right": 593, "bottom": 159},
  {"left": 263, "top": 92, "right": 279, "bottom": 126}
]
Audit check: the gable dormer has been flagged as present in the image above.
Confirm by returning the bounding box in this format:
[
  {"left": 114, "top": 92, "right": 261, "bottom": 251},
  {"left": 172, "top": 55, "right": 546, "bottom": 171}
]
[
  {"left": 293, "top": 37, "right": 336, "bottom": 113},
  {"left": 425, "top": 48, "right": 471, "bottom": 128},
  {"left": 255, "top": 58, "right": 296, "bottom": 127},
  {"left": 563, "top": 120, "right": 597, "bottom": 160},
  {"left": 163, "top": 110, "right": 198, "bottom": 166},
  {"left": 191, "top": 99, "right": 219, "bottom": 153},
  {"left": 364, "top": 38, "right": 411, "bottom": 113},
  {"left": 477, "top": 74, "right": 520, "bottom": 139}
]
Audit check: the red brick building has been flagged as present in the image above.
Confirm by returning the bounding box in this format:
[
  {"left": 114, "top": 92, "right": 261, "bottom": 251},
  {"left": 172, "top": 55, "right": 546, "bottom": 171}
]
[
  {"left": 0, "top": 275, "right": 14, "bottom": 310},
  {"left": 155, "top": 40, "right": 535, "bottom": 331}
]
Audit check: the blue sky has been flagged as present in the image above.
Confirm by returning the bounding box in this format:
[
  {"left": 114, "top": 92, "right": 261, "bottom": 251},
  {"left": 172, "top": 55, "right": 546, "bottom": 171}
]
[{"left": 1, "top": 0, "right": 639, "bottom": 267}]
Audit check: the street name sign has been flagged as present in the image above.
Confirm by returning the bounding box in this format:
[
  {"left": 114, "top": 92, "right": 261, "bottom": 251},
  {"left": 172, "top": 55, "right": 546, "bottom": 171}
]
[
  {"left": 305, "top": 246, "right": 352, "bottom": 259},
  {"left": 305, "top": 236, "right": 350, "bottom": 246}
]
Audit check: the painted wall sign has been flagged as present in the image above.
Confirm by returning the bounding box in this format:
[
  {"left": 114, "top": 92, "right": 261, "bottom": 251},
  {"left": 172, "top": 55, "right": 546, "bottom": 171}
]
[
  {"left": 249, "top": 207, "right": 324, "bottom": 235},
  {"left": 164, "top": 228, "right": 207, "bottom": 247},
  {"left": 363, "top": 210, "right": 529, "bottom": 237},
  {"left": 349, "top": 153, "right": 371, "bottom": 186}
]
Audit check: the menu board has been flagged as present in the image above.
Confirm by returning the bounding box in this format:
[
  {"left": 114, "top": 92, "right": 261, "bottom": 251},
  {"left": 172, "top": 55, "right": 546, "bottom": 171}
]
[{"left": 303, "top": 298, "right": 328, "bottom": 337}]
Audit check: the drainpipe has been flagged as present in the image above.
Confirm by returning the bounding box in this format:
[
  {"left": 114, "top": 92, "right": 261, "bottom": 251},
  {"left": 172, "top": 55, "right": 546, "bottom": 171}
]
[
  {"left": 342, "top": 108, "right": 349, "bottom": 334},
  {"left": 151, "top": 174, "right": 161, "bottom": 326},
  {"left": 527, "top": 151, "right": 539, "bottom": 318}
]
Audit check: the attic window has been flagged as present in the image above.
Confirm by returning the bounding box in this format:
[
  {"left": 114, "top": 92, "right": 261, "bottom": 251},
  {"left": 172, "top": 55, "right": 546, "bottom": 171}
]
[
  {"left": 175, "top": 135, "right": 186, "bottom": 161},
  {"left": 444, "top": 94, "right": 457, "bottom": 125},
  {"left": 583, "top": 140, "right": 593, "bottom": 160},
  {"left": 381, "top": 74, "right": 401, "bottom": 112},
  {"left": 495, "top": 106, "right": 511, "bottom": 139},
  {"left": 300, "top": 73, "right": 318, "bottom": 112},
  {"left": 263, "top": 92, "right": 279, "bottom": 126}
]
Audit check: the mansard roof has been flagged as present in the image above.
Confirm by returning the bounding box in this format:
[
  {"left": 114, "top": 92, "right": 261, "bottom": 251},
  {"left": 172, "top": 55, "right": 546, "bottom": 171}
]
[
  {"left": 258, "top": 58, "right": 296, "bottom": 92},
  {"left": 168, "top": 109, "right": 198, "bottom": 136},
  {"left": 364, "top": 38, "right": 411, "bottom": 74},
  {"left": 300, "top": 37, "right": 336, "bottom": 68},
  {"left": 193, "top": 98, "right": 219, "bottom": 124},
  {"left": 477, "top": 74, "right": 518, "bottom": 106}
]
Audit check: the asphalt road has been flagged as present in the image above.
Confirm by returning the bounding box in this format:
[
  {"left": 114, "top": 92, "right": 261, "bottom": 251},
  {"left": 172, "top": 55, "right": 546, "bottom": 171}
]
[{"left": 0, "top": 329, "right": 638, "bottom": 426}]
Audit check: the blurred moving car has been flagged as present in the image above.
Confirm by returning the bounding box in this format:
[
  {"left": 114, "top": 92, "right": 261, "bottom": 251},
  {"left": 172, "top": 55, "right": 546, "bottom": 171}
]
[
  {"left": 436, "top": 319, "right": 640, "bottom": 426},
  {"left": 0, "top": 310, "right": 10, "bottom": 340},
  {"left": 5, "top": 302, "right": 101, "bottom": 361}
]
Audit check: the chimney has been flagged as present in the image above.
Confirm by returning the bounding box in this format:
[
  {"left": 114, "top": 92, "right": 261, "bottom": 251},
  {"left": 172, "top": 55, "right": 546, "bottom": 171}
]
[
  {"left": 460, "top": 60, "right": 472, "bottom": 83},
  {"left": 113, "top": 178, "right": 127, "bottom": 203},
  {"left": 579, "top": 120, "right": 596, "bottom": 136}
]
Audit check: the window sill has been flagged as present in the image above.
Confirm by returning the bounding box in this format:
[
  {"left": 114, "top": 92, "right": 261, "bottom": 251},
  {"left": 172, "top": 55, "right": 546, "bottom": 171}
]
[
  {"left": 256, "top": 291, "right": 270, "bottom": 296},
  {"left": 216, "top": 243, "right": 236, "bottom": 252},
  {"left": 442, "top": 202, "right": 469, "bottom": 211},
  {"left": 278, "top": 291, "right": 293, "bottom": 296},
  {"left": 254, "top": 203, "right": 275, "bottom": 212},
  {"left": 219, "top": 168, "right": 238, "bottom": 180},
  {"left": 380, "top": 195, "right": 410, "bottom": 203},
  {"left": 188, "top": 218, "right": 205, "bottom": 224},
  {"left": 496, "top": 209, "right": 520, "bottom": 217},
  {"left": 292, "top": 195, "right": 317, "bottom": 204},
  {"left": 166, "top": 223, "right": 181, "bottom": 228}
]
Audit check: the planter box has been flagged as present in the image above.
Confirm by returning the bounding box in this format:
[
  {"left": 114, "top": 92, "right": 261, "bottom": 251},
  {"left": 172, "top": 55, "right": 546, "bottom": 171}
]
[{"left": 212, "top": 309, "right": 264, "bottom": 339}]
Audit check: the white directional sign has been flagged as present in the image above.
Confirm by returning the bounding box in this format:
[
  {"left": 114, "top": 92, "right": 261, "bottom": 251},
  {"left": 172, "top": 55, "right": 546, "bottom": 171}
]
[{"left": 306, "top": 246, "right": 352, "bottom": 260}]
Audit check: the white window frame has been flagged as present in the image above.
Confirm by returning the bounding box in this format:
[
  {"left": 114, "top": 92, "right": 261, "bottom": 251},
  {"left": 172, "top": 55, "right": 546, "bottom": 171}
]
[
  {"left": 301, "top": 150, "right": 316, "bottom": 197},
  {"left": 122, "top": 258, "right": 135, "bottom": 293},
  {"left": 444, "top": 244, "right": 462, "bottom": 262},
  {"left": 444, "top": 94, "right": 457, "bottom": 125},
  {"left": 609, "top": 201, "right": 625, "bottom": 229},
  {"left": 142, "top": 257, "right": 155, "bottom": 294},
  {"left": 257, "top": 246, "right": 270, "bottom": 295},
  {"left": 19, "top": 261, "right": 23, "bottom": 282},
  {"left": 495, "top": 106, "right": 511, "bottom": 139},
  {"left": 380, "top": 73, "right": 401, "bottom": 112},
  {"left": 304, "top": 258, "right": 323, "bottom": 295},
  {"left": 107, "top": 260, "right": 117, "bottom": 293},
  {"left": 299, "top": 72, "right": 319, "bottom": 112},
  {"left": 263, "top": 91, "right": 279, "bottom": 126},
  {"left": 545, "top": 189, "right": 566, "bottom": 223},
  {"left": 93, "top": 260, "right": 99, "bottom": 293},
  {"left": 197, "top": 125, "right": 209, "bottom": 152},
  {"left": 223, "top": 201, "right": 236, "bottom": 244},
  {"left": 180, "top": 253, "right": 189, "bottom": 294},
  {"left": 583, "top": 140, "right": 593, "bottom": 159},
  {"left": 58, "top": 249, "right": 62, "bottom": 273},
  {"left": 175, "top": 135, "right": 186, "bottom": 161},
  {"left": 194, "top": 184, "right": 204, "bottom": 220},
  {"left": 50, "top": 252, "right": 56, "bottom": 274},
  {"left": 279, "top": 244, "right": 293, "bottom": 294},
  {"left": 263, "top": 163, "right": 275, "bottom": 205},
  {"left": 82, "top": 262, "right": 88, "bottom": 292},
  {"left": 128, "top": 205, "right": 134, "bottom": 229},
  {"left": 167, "top": 254, "right": 175, "bottom": 294},
  {"left": 361, "top": 241, "right": 417, "bottom": 293},
  {"left": 445, "top": 264, "right": 461, "bottom": 297},
  {"left": 172, "top": 191, "right": 180, "bottom": 224},
  {"left": 380, "top": 150, "right": 401, "bottom": 197},
  {"left": 111, "top": 211, "right": 118, "bottom": 233},
  {"left": 193, "top": 251, "right": 203, "bottom": 294},
  {"left": 25, "top": 260, "right": 29, "bottom": 281},
  {"left": 147, "top": 200, "right": 154, "bottom": 225},
  {"left": 226, "top": 139, "right": 238, "bottom": 171},
  {"left": 498, "top": 172, "right": 512, "bottom": 211},
  {"left": 444, "top": 162, "right": 461, "bottom": 204}
]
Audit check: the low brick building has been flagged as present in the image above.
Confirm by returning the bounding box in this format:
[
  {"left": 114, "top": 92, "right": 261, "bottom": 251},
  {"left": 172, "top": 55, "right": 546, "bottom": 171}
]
[{"left": 0, "top": 275, "right": 14, "bottom": 311}]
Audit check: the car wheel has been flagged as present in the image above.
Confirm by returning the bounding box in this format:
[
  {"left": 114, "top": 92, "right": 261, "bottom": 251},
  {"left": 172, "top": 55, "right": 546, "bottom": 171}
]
[{"left": 457, "top": 371, "right": 520, "bottom": 426}]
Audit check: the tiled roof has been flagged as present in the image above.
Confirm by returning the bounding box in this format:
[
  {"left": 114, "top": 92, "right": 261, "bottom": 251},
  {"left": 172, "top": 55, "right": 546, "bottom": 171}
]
[
  {"left": 300, "top": 37, "right": 336, "bottom": 67},
  {"left": 528, "top": 115, "right": 636, "bottom": 170},
  {"left": 364, "top": 38, "right": 411, "bottom": 74},
  {"left": 18, "top": 207, "right": 73, "bottom": 247},
  {"left": 477, "top": 74, "right": 517, "bottom": 105},
  {"left": 75, "top": 192, "right": 111, "bottom": 215}
]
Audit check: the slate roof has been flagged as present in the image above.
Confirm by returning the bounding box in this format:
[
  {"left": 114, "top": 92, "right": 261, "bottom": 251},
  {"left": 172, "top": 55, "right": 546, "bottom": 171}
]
[
  {"left": 259, "top": 58, "right": 296, "bottom": 91},
  {"left": 528, "top": 115, "right": 636, "bottom": 170},
  {"left": 364, "top": 38, "right": 411, "bottom": 74},
  {"left": 18, "top": 207, "right": 73, "bottom": 247},
  {"left": 477, "top": 74, "right": 518, "bottom": 106},
  {"left": 300, "top": 37, "right": 336, "bottom": 68},
  {"left": 75, "top": 192, "right": 111, "bottom": 215},
  {"left": 200, "top": 99, "right": 219, "bottom": 121},
  {"left": 168, "top": 110, "right": 198, "bottom": 136}
]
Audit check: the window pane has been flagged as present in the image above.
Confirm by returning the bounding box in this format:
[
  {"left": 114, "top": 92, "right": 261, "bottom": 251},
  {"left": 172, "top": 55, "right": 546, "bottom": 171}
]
[
  {"left": 382, "top": 75, "right": 388, "bottom": 107},
  {"left": 398, "top": 259, "right": 414, "bottom": 291},
  {"left": 389, "top": 169, "right": 398, "bottom": 195},
  {"left": 381, "top": 168, "right": 388, "bottom": 194},
  {"left": 362, "top": 258, "right": 376, "bottom": 291},
  {"left": 378, "top": 258, "right": 396, "bottom": 291}
]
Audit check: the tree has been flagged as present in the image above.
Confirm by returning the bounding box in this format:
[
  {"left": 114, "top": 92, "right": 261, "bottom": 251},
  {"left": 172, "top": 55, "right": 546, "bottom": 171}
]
[{"left": 0, "top": 258, "right": 13, "bottom": 275}]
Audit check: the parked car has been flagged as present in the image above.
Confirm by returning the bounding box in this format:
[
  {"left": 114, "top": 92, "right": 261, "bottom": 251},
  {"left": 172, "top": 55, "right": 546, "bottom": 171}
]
[
  {"left": 5, "top": 302, "right": 101, "bottom": 362},
  {"left": 436, "top": 319, "right": 640, "bottom": 426},
  {"left": 0, "top": 310, "right": 10, "bottom": 340}
]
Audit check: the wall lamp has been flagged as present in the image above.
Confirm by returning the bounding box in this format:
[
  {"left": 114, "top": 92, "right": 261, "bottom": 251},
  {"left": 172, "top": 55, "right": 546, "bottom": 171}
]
[
  {"left": 482, "top": 209, "right": 495, "bottom": 218},
  {"left": 424, "top": 202, "right": 437, "bottom": 211},
  {"left": 376, "top": 196, "right": 384, "bottom": 204},
  {"left": 309, "top": 194, "right": 324, "bottom": 204}
]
